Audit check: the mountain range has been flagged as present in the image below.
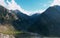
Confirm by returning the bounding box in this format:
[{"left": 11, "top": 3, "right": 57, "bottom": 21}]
[{"left": 0, "top": 5, "right": 60, "bottom": 37}]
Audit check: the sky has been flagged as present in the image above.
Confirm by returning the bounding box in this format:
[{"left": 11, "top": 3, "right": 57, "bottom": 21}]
[
  {"left": 0, "top": 0, "right": 60, "bottom": 15},
  {"left": 15, "top": 0, "right": 53, "bottom": 12}
]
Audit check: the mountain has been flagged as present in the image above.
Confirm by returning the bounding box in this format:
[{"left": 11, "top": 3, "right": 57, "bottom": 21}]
[
  {"left": 0, "top": 5, "right": 19, "bottom": 38},
  {"left": 0, "top": 5, "right": 31, "bottom": 31},
  {"left": 29, "top": 13, "right": 40, "bottom": 25},
  {"left": 53, "top": 5, "right": 60, "bottom": 11},
  {"left": 12, "top": 10, "right": 32, "bottom": 31},
  {"left": 28, "top": 5, "right": 60, "bottom": 36},
  {"left": 0, "top": 5, "right": 38, "bottom": 34},
  {"left": 0, "top": 5, "right": 42, "bottom": 38},
  {"left": 40, "top": 5, "right": 60, "bottom": 36},
  {"left": 13, "top": 5, "right": 60, "bottom": 36},
  {"left": 1, "top": 4, "right": 60, "bottom": 37}
]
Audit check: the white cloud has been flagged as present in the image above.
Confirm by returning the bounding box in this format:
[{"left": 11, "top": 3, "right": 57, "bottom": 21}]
[
  {"left": 0, "top": 0, "right": 7, "bottom": 7},
  {"left": 0, "top": 0, "right": 45, "bottom": 15},
  {"left": 29, "top": 10, "right": 45, "bottom": 15},
  {"left": 0, "top": 0, "right": 30, "bottom": 15},
  {"left": 38, "top": 10, "right": 45, "bottom": 13},
  {"left": 7, "top": 0, "right": 28, "bottom": 14},
  {"left": 51, "top": 0, "right": 60, "bottom": 6}
]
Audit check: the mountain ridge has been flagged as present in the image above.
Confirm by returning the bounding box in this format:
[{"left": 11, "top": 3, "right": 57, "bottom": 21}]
[{"left": 0, "top": 5, "right": 60, "bottom": 37}]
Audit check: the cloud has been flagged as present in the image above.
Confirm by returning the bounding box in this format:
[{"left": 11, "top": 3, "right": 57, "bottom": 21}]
[
  {"left": 29, "top": 10, "right": 45, "bottom": 15},
  {"left": 6, "top": 0, "right": 26, "bottom": 13},
  {"left": 0, "top": 0, "right": 7, "bottom": 7},
  {"left": 51, "top": 0, "right": 60, "bottom": 6},
  {"left": 0, "top": 0, "right": 30, "bottom": 15},
  {"left": 6, "top": 0, "right": 45, "bottom": 15},
  {"left": 0, "top": 0, "right": 46, "bottom": 15}
]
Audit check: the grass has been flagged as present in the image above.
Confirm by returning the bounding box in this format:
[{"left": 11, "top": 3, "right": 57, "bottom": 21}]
[{"left": 0, "top": 30, "right": 23, "bottom": 35}]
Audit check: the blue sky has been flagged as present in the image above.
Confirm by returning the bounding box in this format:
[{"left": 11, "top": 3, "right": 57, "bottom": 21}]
[{"left": 14, "top": 0, "right": 53, "bottom": 12}]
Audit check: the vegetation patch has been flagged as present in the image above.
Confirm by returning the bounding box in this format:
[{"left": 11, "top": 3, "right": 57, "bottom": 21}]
[{"left": 0, "top": 24, "right": 23, "bottom": 35}]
